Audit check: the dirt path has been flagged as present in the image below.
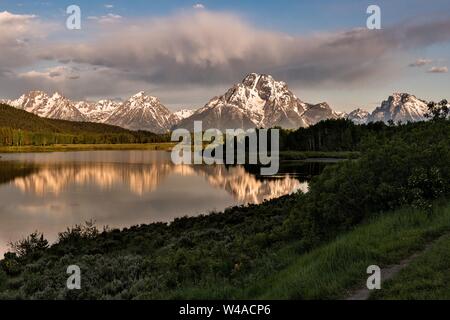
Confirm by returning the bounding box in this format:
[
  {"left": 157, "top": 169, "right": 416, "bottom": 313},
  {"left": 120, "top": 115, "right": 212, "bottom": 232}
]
[{"left": 346, "top": 237, "right": 441, "bottom": 300}]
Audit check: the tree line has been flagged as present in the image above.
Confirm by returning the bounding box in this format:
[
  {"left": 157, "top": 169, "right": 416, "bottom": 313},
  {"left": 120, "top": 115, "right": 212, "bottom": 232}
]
[
  {"left": 0, "top": 103, "right": 170, "bottom": 146},
  {"left": 279, "top": 99, "right": 449, "bottom": 152}
]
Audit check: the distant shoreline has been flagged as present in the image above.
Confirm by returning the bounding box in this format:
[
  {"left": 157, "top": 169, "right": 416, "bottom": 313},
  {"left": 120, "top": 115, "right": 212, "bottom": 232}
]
[
  {"left": 0, "top": 143, "right": 176, "bottom": 154},
  {"left": 0, "top": 145, "right": 360, "bottom": 163}
]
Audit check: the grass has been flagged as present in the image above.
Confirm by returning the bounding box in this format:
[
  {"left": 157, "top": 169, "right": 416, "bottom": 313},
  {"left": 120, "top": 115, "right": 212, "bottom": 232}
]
[
  {"left": 371, "top": 233, "right": 450, "bottom": 300},
  {"left": 171, "top": 202, "right": 450, "bottom": 300},
  {"left": 244, "top": 202, "right": 450, "bottom": 299},
  {"left": 0, "top": 142, "right": 176, "bottom": 153},
  {"left": 279, "top": 151, "right": 360, "bottom": 161}
]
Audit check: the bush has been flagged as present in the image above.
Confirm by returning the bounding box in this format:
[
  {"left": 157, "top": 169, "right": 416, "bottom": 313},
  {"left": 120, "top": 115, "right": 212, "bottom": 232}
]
[{"left": 9, "top": 233, "right": 48, "bottom": 260}]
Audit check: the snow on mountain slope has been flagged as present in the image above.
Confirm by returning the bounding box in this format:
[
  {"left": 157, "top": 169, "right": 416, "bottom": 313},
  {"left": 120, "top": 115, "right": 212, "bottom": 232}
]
[
  {"left": 2, "top": 90, "right": 175, "bottom": 132},
  {"left": 347, "top": 108, "right": 370, "bottom": 125},
  {"left": 175, "top": 73, "right": 316, "bottom": 131},
  {"left": 302, "top": 102, "right": 343, "bottom": 125},
  {"left": 333, "top": 110, "right": 348, "bottom": 119},
  {"left": 368, "top": 93, "right": 429, "bottom": 123},
  {"left": 76, "top": 100, "right": 120, "bottom": 123},
  {"left": 174, "top": 108, "right": 195, "bottom": 121},
  {"left": 105, "top": 92, "right": 178, "bottom": 133},
  {"left": 3, "top": 91, "right": 86, "bottom": 122},
  {"left": 2, "top": 86, "right": 436, "bottom": 133}
]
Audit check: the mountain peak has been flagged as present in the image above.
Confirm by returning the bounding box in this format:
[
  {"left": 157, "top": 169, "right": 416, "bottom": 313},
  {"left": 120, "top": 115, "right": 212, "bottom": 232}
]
[
  {"left": 347, "top": 108, "right": 370, "bottom": 125},
  {"left": 390, "top": 92, "right": 419, "bottom": 101},
  {"left": 369, "top": 92, "right": 428, "bottom": 123},
  {"left": 51, "top": 92, "right": 65, "bottom": 100},
  {"left": 241, "top": 73, "right": 288, "bottom": 95},
  {"left": 5, "top": 90, "right": 86, "bottom": 122},
  {"left": 106, "top": 92, "right": 176, "bottom": 133},
  {"left": 129, "top": 91, "right": 159, "bottom": 104},
  {"left": 176, "top": 73, "right": 320, "bottom": 131},
  {"left": 174, "top": 108, "right": 195, "bottom": 120},
  {"left": 133, "top": 91, "right": 146, "bottom": 98},
  {"left": 242, "top": 73, "right": 276, "bottom": 85}
]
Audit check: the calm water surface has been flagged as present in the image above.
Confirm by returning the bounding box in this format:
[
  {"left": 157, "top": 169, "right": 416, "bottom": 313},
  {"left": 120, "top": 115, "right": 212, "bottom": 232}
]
[{"left": 0, "top": 150, "right": 326, "bottom": 256}]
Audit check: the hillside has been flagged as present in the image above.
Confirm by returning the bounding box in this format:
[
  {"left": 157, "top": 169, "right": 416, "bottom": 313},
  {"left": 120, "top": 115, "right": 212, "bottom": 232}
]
[
  {"left": 0, "top": 103, "right": 167, "bottom": 146},
  {"left": 0, "top": 103, "right": 139, "bottom": 134}
]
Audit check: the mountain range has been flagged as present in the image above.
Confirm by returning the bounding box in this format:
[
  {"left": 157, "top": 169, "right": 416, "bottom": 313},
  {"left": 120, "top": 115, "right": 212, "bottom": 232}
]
[
  {"left": 1, "top": 73, "right": 435, "bottom": 133},
  {"left": 175, "top": 74, "right": 346, "bottom": 131}
]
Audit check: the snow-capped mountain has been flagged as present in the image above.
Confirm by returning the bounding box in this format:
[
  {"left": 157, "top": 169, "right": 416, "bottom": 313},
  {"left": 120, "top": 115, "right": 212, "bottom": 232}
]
[
  {"left": 76, "top": 100, "right": 121, "bottom": 123},
  {"left": 347, "top": 108, "right": 370, "bottom": 125},
  {"left": 1, "top": 82, "right": 436, "bottom": 134},
  {"left": 3, "top": 91, "right": 86, "bottom": 122},
  {"left": 175, "top": 73, "right": 333, "bottom": 131},
  {"left": 302, "top": 102, "right": 344, "bottom": 125},
  {"left": 174, "top": 108, "right": 195, "bottom": 121},
  {"left": 105, "top": 92, "right": 178, "bottom": 133},
  {"left": 368, "top": 93, "right": 429, "bottom": 123},
  {"left": 2, "top": 91, "right": 177, "bottom": 133},
  {"left": 333, "top": 110, "right": 348, "bottom": 119}
]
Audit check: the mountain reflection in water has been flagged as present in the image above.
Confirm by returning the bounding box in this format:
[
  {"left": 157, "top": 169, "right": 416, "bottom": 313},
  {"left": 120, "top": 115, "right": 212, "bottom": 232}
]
[
  {"left": 0, "top": 150, "right": 324, "bottom": 256},
  {"left": 11, "top": 163, "right": 306, "bottom": 204}
]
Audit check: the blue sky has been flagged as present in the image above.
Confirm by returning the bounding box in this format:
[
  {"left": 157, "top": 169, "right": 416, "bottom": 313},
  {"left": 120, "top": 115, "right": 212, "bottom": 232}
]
[
  {"left": 0, "top": 0, "right": 449, "bottom": 111},
  {"left": 4, "top": 0, "right": 449, "bottom": 30}
]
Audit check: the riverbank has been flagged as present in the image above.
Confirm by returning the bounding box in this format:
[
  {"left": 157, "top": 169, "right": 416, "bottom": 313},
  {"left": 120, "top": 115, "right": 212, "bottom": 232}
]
[
  {"left": 0, "top": 120, "right": 448, "bottom": 299},
  {"left": 0, "top": 143, "right": 176, "bottom": 154},
  {"left": 1, "top": 194, "right": 449, "bottom": 299},
  {"left": 279, "top": 151, "right": 360, "bottom": 161},
  {"left": 0, "top": 144, "right": 359, "bottom": 163}
]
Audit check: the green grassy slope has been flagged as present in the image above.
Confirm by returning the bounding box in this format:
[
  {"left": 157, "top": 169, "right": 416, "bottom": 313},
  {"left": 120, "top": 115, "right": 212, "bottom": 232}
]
[
  {"left": 0, "top": 103, "right": 170, "bottom": 146},
  {"left": 372, "top": 233, "right": 450, "bottom": 299},
  {"left": 0, "top": 103, "right": 147, "bottom": 135},
  {"left": 251, "top": 202, "right": 450, "bottom": 300}
]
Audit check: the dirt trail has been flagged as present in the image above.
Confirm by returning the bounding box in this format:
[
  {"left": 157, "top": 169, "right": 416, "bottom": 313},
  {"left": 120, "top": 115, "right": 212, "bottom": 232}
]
[{"left": 346, "top": 237, "right": 441, "bottom": 300}]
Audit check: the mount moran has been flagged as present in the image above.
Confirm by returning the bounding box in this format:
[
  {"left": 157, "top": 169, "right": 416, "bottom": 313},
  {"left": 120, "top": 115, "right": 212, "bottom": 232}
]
[{"left": 1, "top": 74, "right": 432, "bottom": 133}]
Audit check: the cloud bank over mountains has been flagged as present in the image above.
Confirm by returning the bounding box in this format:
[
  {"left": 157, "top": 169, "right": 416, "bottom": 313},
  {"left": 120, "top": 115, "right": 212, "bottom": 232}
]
[{"left": 1, "top": 9, "right": 450, "bottom": 109}]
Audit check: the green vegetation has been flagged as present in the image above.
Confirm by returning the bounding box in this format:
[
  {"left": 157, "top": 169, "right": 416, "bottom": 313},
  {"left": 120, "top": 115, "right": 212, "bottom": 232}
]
[
  {"left": 0, "top": 103, "right": 170, "bottom": 146},
  {"left": 372, "top": 232, "right": 450, "bottom": 300},
  {"left": 279, "top": 119, "right": 384, "bottom": 152},
  {"left": 0, "top": 103, "right": 449, "bottom": 299},
  {"left": 256, "top": 201, "right": 450, "bottom": 299}
]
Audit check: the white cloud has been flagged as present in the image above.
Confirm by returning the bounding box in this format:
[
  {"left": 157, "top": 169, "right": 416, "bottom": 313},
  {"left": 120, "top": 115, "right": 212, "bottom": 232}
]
[
  {"left": 2, "top": 10, "right": 450, "bottom": 103},
  {"left": 0, "top": 10, "right": 36, "bottom": 23},
  {"left": 427, "top": 66, "right": 448, "bottom": 73},
  {"left": 409, "top": 58, "right": 432, "bottom": 67},
  {"left": 105, "top": 4, "right": 114, "bottom": 9},
  {"left": 43, "top": 11, "right": 450, "bottom": 90},
  {"left": 87, "top": 13, "right": 122, "bottom": 24},
  {"left": 193, "top": 3, "right": 205, "bottom": 9},
  {"left": 18, "top": 66, "right": 80, "bottom": 80},
  {"left": 0, "top": 11, "right": 53, "bottom": 69}
]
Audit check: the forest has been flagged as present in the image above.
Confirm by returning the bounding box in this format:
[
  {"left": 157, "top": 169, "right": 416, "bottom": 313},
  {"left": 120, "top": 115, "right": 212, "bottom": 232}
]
[
  {"left": 0, "top": 101, "right": 449, "bottom": 299},
  {"left": 0, "top": 103, "right": 170, "bottom": 146}
]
